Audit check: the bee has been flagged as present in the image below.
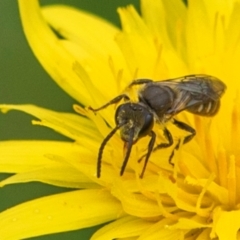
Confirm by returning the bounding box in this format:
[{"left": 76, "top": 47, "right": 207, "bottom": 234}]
[{"left": 90, "top": 74, "right": 226, "bottom": 178}]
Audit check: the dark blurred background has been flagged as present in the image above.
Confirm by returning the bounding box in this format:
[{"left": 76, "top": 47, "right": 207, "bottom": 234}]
[{"left": 0, "top": 1, "right": 139, "bottom": 239}]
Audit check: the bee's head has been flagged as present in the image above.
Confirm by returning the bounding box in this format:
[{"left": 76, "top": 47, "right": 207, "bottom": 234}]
[
  {"left": 115, "top": 102, "right": 154, "bottom": 143},
  {"left": 96, "top": 102, "right": 154, "bottom": 178}
]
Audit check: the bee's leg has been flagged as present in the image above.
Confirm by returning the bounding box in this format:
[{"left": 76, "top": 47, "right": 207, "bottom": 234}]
[
  {"left": 169, "top": 118, "right": 196, "bottom": 164},
  {"left": 152, "top": 127, "right": 176, "bottom": 165},
  {"left": 128, "top": 79, "right": 153, "bottom": 88},
  {"left": 138, "top": 127, "right": 173, "bottom": 162},
  {"left": 89, "top": 94, "right": 130, "bottom": 112},
  {"left": 153, "top": 127, "right": 174, "bottom": 151},
  {"left": 172, "top": 119, "right": 196, "bottom": 145},
  {"left": 140, "top": 130, "right": 156, "bottom": 178}
]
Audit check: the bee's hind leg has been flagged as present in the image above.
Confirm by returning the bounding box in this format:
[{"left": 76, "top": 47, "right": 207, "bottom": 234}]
[{"left": 169, "top": 118, "right": 196, "bottom": 165}]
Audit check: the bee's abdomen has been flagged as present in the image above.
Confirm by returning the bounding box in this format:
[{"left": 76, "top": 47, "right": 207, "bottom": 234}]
[{"left": 186, "top": 100, "right": 220, "bottom": 116}]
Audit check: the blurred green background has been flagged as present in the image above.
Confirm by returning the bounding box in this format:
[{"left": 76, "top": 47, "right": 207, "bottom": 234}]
[{"left": 0, "top": 0, "right": 139, "bottom": 239}]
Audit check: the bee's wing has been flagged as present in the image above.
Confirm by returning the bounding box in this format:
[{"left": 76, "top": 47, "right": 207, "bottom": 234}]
[
  {"left": 165, "top": 87, "right": 199, "bottom": 115},
  {"left": 157, "top": 74, "right": 226, "bottom": 101}
]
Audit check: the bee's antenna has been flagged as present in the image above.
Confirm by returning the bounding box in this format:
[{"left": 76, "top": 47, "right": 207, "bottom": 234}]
[
  {"left": 120, "top": 127, "right": 134, "bottom": 176},
  {"left": 97, "top": 122, "right": 126, "bottom": 178}
]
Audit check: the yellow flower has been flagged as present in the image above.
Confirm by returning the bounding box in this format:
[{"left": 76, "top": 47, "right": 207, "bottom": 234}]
[{"left": 1, "top": 0, "right": 240, "bottom": 239}]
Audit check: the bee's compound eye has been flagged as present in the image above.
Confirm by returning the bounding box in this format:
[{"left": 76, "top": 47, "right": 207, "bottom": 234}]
[
  {"left": 115, "top": 104, "right": 129, "bottom": 125},
  {"left": 138, "top": 111, "right": 154, "bottom": 138}
]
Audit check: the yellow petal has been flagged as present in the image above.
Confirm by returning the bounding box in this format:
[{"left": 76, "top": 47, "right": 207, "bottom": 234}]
[
  {"left": 212, "top": 208, "right": 240, "bottom": 240},
  {"left": 0, "top": 141, "right": 72, "bottom": 173},
  {"left": 196, "top": 229, "right": 212, "bottom": 240},
  {"left": 169, "top": 215, "right": 210, "bottom": 230},
  {"left": 91, "top": 216, "right": 152, "bottom": 240},
  {"left": 185, "top": 176, "right": 228, "bottom": 206},
  {"left": 186, "top": 0, "right": 211, "bottom": 63},
  {"left": 0, "top": 165, "right": 98, "bottom": 189},
  {"left": 116, "top": 5, "right": 158, "bottom": 78},
  {"left": 0, "top": 189, "right": 122, "bottom": 240},
  {"left": 18, "top": 0, "right": 90, "bottom": 104},
  {"left": 116, "top": 238, "right": 138, "bottom": 240},
  {"left": 112, "top": 179, "right": 162, "bottom": 217},
  {"left": 226, "top": 1, "right": 240, "bottom": 50},
  {"left": 42, "top": 5, "right": 131, "bottom": 100},
  {"left": 0, "top": 140, "right": 101, "bottom": 187},
  {"left": 0, "top": 104, "right": 100, "bottom": 144},
  {"left": 141, "top": 0, "right": 169, "bottom": 43},
  {"left": 41, "top": 5, "right": 120, "bottom": 56},
  {"left": 138, "top": 218, "right": 182, "bottom": 240},
  {"left": 161, "top": 0, "right": 187, "bottom": 49},
  {"left": 115, "top": 238, "right": 138, "bottom": 240},
  {"left": 118, "top": 2, "right": 186, "bottom": 79}
]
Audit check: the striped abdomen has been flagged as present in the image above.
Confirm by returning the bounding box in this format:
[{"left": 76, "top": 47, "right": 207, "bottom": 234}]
[{"left": 186, "top": 100, "right": 220, "bottom": 116}]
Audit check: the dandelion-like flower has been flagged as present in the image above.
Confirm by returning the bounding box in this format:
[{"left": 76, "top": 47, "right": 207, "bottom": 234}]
[{"left": 1, "top": 0, "right": 240, "bottom": 239}]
